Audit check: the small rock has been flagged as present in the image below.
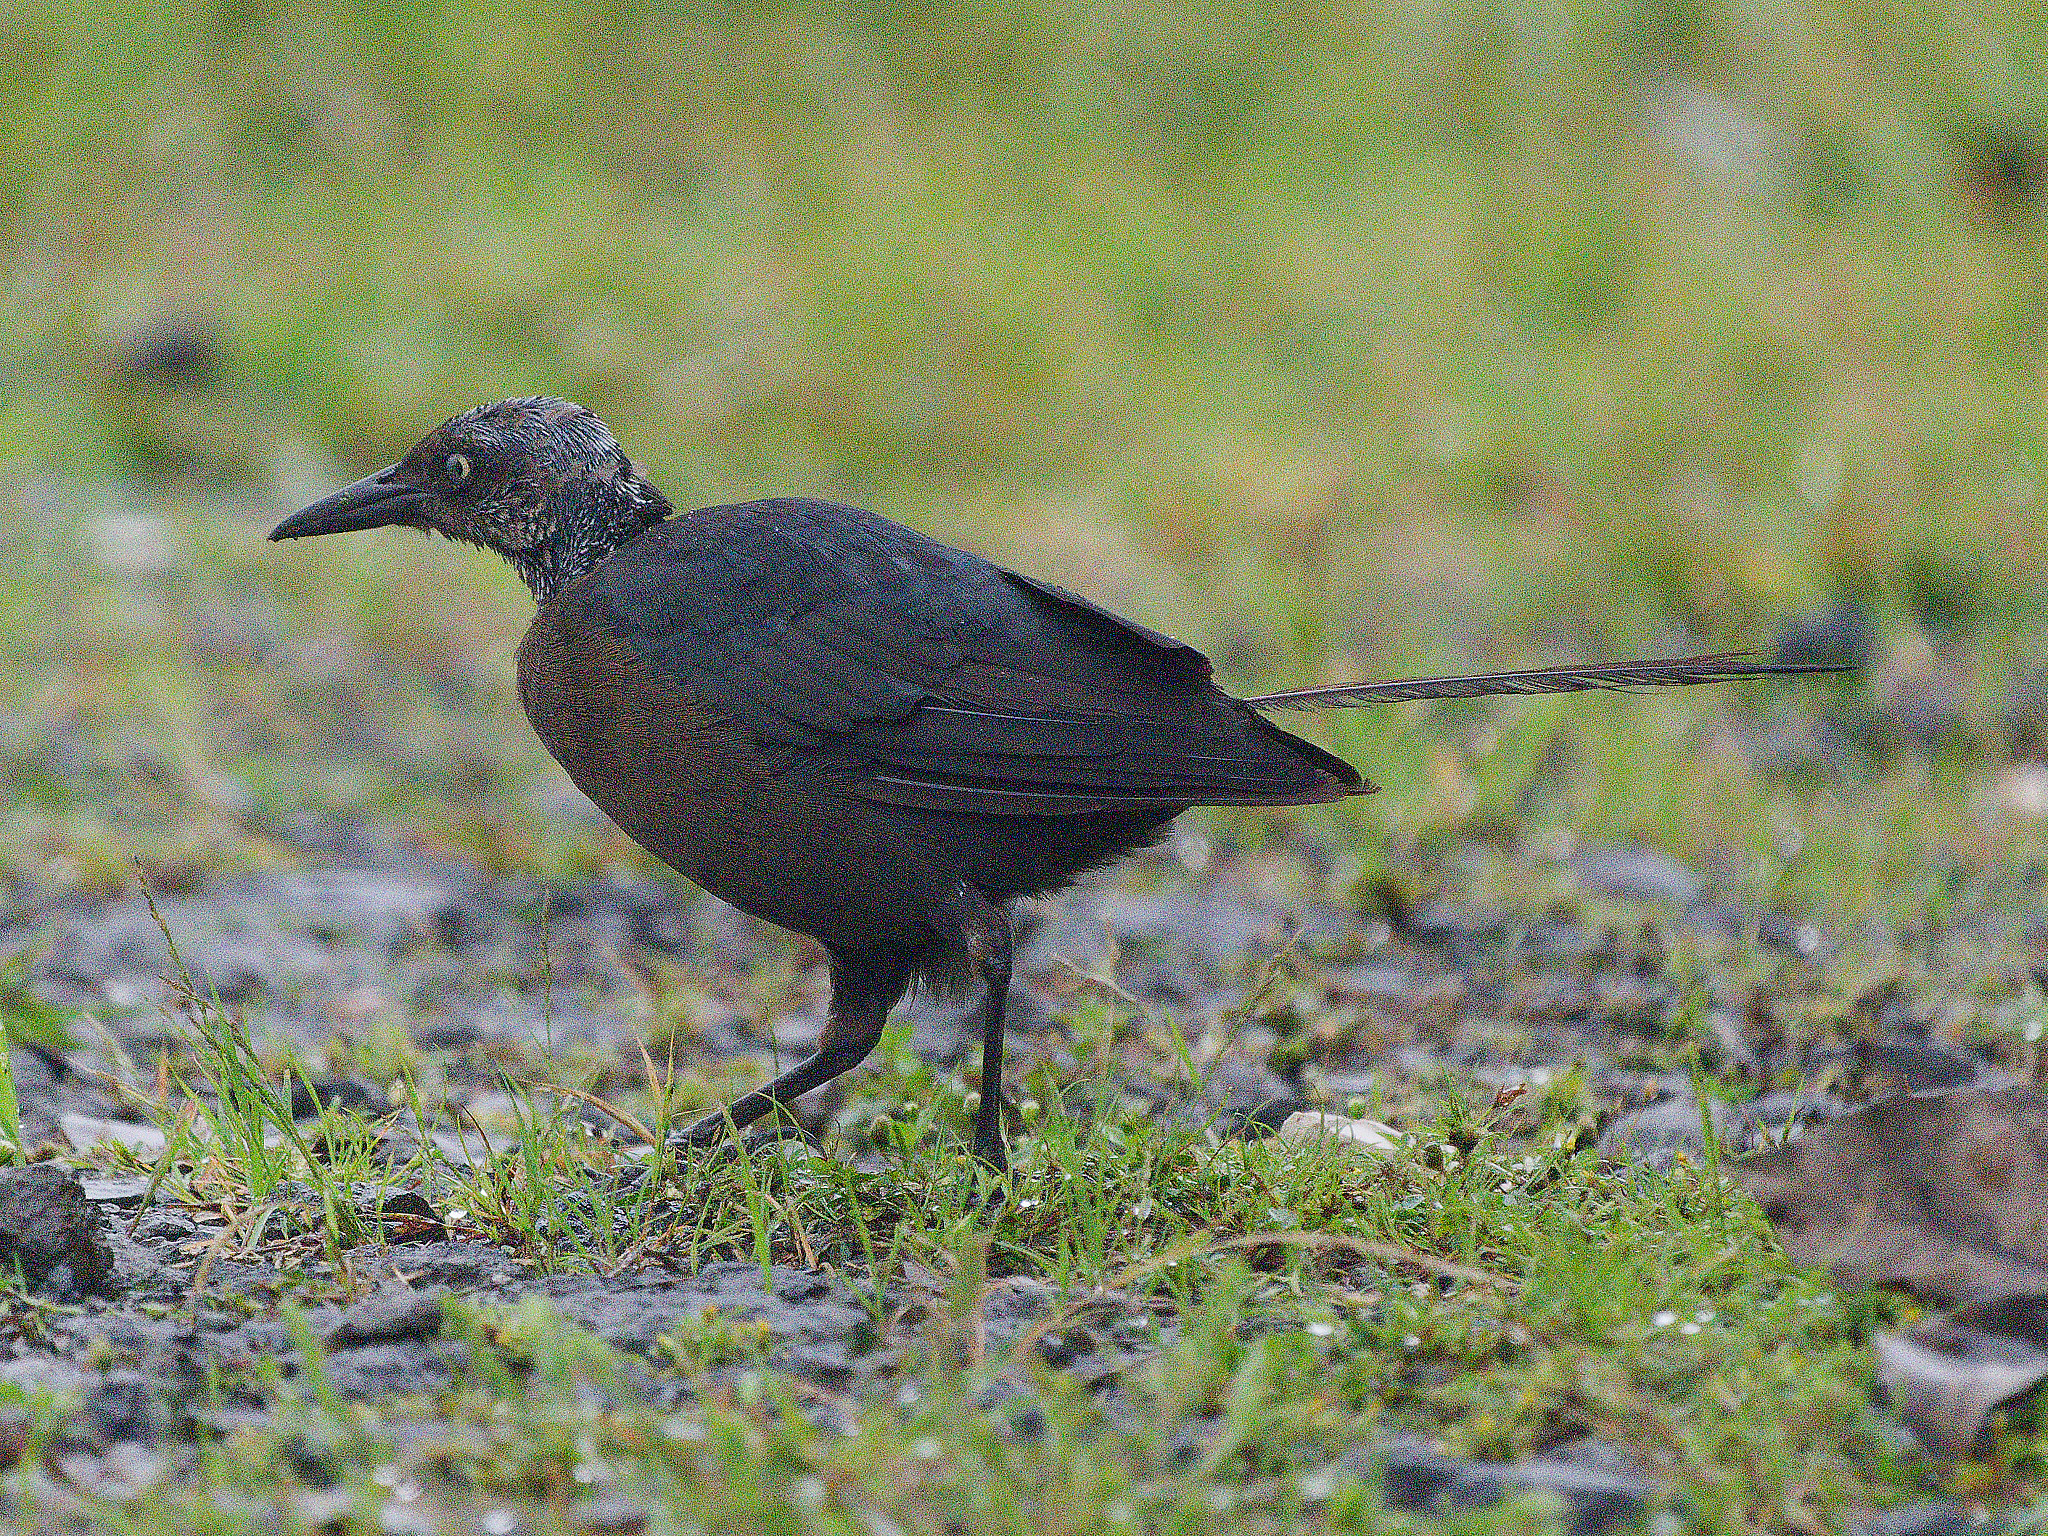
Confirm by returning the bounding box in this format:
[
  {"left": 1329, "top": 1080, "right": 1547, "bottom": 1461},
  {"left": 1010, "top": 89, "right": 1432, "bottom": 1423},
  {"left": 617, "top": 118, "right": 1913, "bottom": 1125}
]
[
  {"left": 1852, "top": 1040, "right": 1980, "bottom": 1094},
  {"left": 973, "top": 1380, "right": 1047, "bottom": 1442},
  {"left": 106, "top": 1230, "right": 173, "bottom": 1293},
  {"left": 61, "top": 1115, "right": 168, "bottom": 1157},
  {"left": 1274, "top": 1111, "right": 1406, "bottom": 1154},
  {"left": 0, "top": 1165, "right": 117, "bottom": 1295},
  {"left": 1541, "top": 1436, "right": 1653, "bottom": 1481},
  {"left": 276, "top": 1426, "right": 345, "bottom": 1487},
  {"left": 325, "top": 1286, "right": 445, "bottom": 1350},
  {"left": 1152, "top": 1059, "right": 1304, "bottom": 1139},
  {"left": 360, "top": 1240, "right": 506, "bottom": 1289},
  {"left": 1851, "top": 1500, "right": 2007, "bottom": 1536},
  {"left": 1364, "top": 1438, "right": 1657, "bottom": 1534},
  {"left": 51, "top": 1439, "right": 169, "bottom": 1499},
  {"left": 1874, "top": 1299, "right": 2048, "bottom": 1459},
  {"left": 1569, "top": 845, "right": 1702, "bottom": 907},
  {"left": 77, "top": 1175, "right": 152, "bottom": 1207},
  {"left": 0, "top": 1357, "right": 88, "bottom": 1405},
  {"left": 82, "top": 1370, "right": 162, "bottom": 1446},
  {"left": 1403, "top": 902, "right": 1510, "bottom": 944},
  {"left": 578, "top": 1498, "right": 649, "bottom": 1534},
  {"left": 265, "top": 866, "right": 478, "bottom": 953},
  {"left": 321, "top": 1342, "right": 458, "bottom": 1402},
  {"left": 1599, "top": 1097, "right": 1735, "bottom": 1167},
  {"left": 1738, "top": 1091, "right": 1845, "bottom": 1147},
  {"left": 1204, "top": 1060, "right": 1304, "bottom": 1129},
  {"left": 290, "top": 1076, "right": 383, "bottom": 1119},
  {"left": 131, "top": 1209, "right": 199, "bottom": 1243},
  {"left": 1701, "top": 1009, "right": 1758, "bottom": 1073},
  {"left": 1757, "top": 913, "right": 1826, "bottom": 957}
]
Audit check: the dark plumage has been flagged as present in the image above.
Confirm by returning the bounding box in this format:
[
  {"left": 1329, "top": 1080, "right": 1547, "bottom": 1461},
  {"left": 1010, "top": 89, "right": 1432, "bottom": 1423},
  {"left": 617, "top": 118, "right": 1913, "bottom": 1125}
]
[{"left": 272, "top": 397, "right": 1844, "bottom": 1173}]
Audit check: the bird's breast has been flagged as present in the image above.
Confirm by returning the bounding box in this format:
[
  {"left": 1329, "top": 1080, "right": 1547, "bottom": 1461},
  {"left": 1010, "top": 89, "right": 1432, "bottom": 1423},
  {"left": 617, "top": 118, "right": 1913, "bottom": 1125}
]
[{"left": 516, "top": 604, "right": 759, "bottom": 866}]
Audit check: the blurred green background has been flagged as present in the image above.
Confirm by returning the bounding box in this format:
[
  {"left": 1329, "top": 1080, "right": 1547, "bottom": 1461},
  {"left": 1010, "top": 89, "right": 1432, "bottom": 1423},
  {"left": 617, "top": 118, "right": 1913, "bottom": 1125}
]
[{"left": 3, "top": 0, "right": 2045, "bottom": 917}]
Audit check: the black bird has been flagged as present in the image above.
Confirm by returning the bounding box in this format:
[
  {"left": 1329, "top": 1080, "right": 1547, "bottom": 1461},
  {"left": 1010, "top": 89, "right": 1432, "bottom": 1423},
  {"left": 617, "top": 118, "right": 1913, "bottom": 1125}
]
[{"left": 272, "top": 397, "right": 1839, "bottom": 1172}]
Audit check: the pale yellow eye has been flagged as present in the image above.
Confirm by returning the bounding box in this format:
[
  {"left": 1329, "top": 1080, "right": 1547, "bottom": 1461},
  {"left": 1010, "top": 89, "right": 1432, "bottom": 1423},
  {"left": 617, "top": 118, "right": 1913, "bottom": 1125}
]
[{"left": 445, "top": 453, "right": 472, "bottom": 485}]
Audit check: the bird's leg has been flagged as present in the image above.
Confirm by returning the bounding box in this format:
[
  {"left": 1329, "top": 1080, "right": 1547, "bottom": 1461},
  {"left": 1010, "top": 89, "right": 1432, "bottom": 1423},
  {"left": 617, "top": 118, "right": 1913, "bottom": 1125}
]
[
  {"left": 676, "top": 953, "right": 908, "bottom": 1151},
  {"left": 949, "top": 886, "right": 1014, "bottom": 1176}
]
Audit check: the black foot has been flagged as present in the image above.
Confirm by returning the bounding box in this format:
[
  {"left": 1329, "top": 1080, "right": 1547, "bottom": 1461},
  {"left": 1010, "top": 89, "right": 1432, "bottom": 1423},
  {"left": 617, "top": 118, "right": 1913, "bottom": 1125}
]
[
  {"left": 672, "top": 1113, "right": 805, "bottom": 1156},
  {"left": 674, "top": 1096, "right": 772, "bottom": 1149}
]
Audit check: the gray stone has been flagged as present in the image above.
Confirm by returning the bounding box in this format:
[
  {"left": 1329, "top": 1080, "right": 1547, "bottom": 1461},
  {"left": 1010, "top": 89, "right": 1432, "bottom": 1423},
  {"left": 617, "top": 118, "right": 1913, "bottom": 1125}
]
[
  {"left": 261, "top": 866, "right": 475, "bottom": 952},
  {"left": 542, "top": 1262, "right": 888, "bottom": 1391},
  {"left": 1599, "top": 1097, "right": 1734, "bottom": 1167},
  {"left": 1850, "top": 1502, "right": 2007, "bottom": 1536},
  {"left": 1364, "top": 1438, "right": 1657, "bottom": 1534},
  {"left": 577, "top": 1497, "right": 650, "bottom": 1534},
  {"left": 0, "top": 1165, "right": 116, "bottom": 1295},
  {"left": 81, "top": 1370, "right": 163, "bottom": 1446},
  {"left": 1852, "top": 1040, "right": 1980, "bottom": 1093},
  {"left": 1570, "top": 844, "right": 1703, "bottom": 908},
  {"left": 325, "top": 1287, "right": 446, "bottom": 1350}
]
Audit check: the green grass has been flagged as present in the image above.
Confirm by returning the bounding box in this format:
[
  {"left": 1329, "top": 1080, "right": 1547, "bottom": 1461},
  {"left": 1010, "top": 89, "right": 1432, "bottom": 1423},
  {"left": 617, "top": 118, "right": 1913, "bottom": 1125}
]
[
  {"left": 8, "top": 0, "right": 2048, "bottom": 647},
  {"left": 6, "top": 0, "right": 2048, "bottom": 924},
  {"left": 22, "top": 999, "right": 2010, "bottom": 1533},
  {"left": 8, "top": 3, "right": 2048, "bottom": 1531},
  {"left": 20, "top": 900, "right": 2041, "bottom": 1531}
]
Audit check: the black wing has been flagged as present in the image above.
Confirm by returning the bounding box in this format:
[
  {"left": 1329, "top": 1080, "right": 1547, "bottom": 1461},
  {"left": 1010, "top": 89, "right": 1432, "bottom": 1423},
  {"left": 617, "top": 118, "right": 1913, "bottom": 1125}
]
[{"left": 567, "top": 499, "right": 1361, "bottom": 815}]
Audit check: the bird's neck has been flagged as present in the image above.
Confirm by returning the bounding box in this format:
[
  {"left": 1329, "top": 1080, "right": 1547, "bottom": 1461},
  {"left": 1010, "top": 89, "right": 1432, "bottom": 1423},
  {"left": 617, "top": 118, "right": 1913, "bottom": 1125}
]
[{"left": 511, "top": 473, "right": 672, "bottom": 602}]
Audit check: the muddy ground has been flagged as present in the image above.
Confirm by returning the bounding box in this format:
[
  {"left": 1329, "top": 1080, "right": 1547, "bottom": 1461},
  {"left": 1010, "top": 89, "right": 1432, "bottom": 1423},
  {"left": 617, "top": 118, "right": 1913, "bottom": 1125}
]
[{"left": 0, "top": 807, "right": 2032, "bottom": 1533}]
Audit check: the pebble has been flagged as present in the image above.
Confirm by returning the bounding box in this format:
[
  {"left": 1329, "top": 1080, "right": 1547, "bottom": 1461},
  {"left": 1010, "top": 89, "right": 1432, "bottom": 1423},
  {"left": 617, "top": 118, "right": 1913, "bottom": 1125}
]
[
  {"left": 1362, "top": 1437, "right": 1658, "bottom": 1533},
  {"left": 0, "top": 1164, "right": 117, "bottom": 1296},
  {"left": 1274, "top": 1110, "right": 1406, "bottom": 1154},
  {"left": 325, "top": 1287, "right": 446, "bottom": 1350}
]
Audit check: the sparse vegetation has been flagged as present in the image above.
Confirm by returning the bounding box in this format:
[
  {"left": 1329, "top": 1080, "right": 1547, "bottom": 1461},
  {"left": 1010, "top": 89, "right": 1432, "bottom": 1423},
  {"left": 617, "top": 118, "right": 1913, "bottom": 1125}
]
[{"left": 5, "top": 2, "right": 2048, "bottom": 1531}]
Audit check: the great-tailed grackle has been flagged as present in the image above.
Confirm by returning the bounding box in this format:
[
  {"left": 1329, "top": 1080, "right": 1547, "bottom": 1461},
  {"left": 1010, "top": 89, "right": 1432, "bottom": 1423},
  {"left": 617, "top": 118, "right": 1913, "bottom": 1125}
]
[{"left": 273, "top": 397, "right": 1840, "bottom": 1173}]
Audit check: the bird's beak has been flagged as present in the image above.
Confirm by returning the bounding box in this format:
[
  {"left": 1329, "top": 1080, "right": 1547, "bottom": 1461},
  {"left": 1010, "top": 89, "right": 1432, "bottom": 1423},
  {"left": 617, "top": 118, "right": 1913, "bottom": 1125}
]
[{"left": 269, "top": 465, "right": 432, "bottom": 541}]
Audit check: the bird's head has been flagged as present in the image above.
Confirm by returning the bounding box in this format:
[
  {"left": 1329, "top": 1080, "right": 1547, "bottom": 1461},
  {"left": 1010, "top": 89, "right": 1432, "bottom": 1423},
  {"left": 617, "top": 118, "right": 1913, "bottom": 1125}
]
[{"left": 270, "top": 397, "right": 669, "bottom": 599}]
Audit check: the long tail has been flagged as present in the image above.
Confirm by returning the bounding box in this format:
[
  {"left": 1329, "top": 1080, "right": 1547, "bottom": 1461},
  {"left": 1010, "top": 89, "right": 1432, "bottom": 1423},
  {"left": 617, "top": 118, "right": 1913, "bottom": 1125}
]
[{"left": 1246, "top": 652, "right": 1851, "bottom": 709}]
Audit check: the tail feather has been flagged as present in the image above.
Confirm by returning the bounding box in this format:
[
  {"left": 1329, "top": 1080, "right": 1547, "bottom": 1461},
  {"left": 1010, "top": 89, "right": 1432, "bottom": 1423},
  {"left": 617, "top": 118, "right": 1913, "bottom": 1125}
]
[{"left": 1246, "top": 653, "right": 1851, "bottom": 709}]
